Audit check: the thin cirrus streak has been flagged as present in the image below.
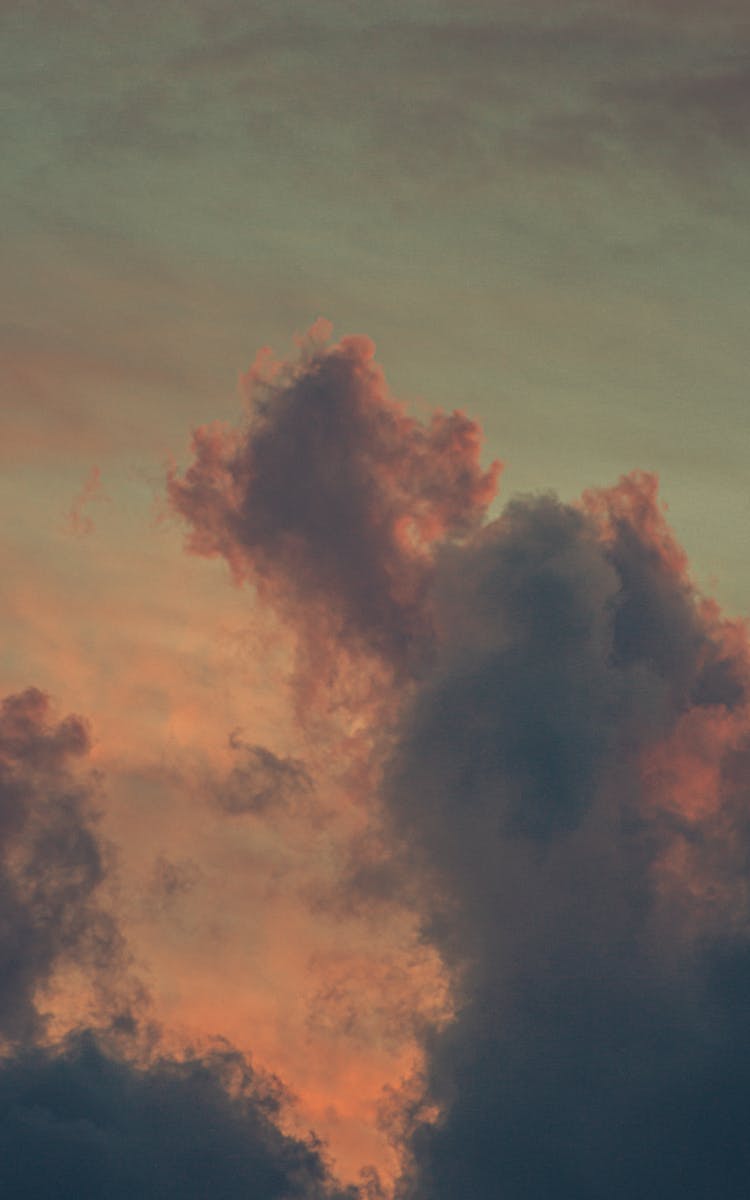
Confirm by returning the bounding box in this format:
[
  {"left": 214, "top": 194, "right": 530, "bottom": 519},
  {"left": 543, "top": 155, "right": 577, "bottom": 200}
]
[{"left": 3, "top": 325, "right": 750, "bottom": 1198}]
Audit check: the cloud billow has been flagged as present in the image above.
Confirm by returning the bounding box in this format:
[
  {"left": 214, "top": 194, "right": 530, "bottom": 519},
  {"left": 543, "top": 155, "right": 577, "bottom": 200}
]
[
  {"left": 0, "top": 1033, "right": 356, "bottom": 1200},
  {"left": 170, "top": 327, "right": 750, "bottom": 1195},
  {"left": 385, "top": 477, "right": 750, "bottom": 1199},
  {"left": 0, "top": 687, "right": 116, "bottom": 1042},
  {"left": 0, "top": 686, "right": 357, "bottom": 1199},
  {"left": 169, "top": 327, "right": 500, "bottom": 676}
]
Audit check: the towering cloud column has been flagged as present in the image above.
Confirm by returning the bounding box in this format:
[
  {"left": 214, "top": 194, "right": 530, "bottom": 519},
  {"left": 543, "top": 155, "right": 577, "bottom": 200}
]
[
  {"left": 171, "top": 326, "right": 750, "bottom": 1198},
  {"left": 387, "top": 478, "right": 750, "bottom": 1199}
]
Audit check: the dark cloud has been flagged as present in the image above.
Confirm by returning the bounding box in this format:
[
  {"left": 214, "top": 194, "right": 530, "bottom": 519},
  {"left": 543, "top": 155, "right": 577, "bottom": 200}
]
[
  {"left": 167, "top": 315, "right": 750, "bottom": 1196},
  {"left": 169, "top": 327, "right": 499, "bottom": 676},
  {"left": 0, "top": 687, "right": 120, "bottom": 1041},
  {"left": 0, "top": 690, "right": 358, "bottom": 1196},
  {"left": 0, "top": 1031, "right": 356, "bottom": 1200},
  {"left": 217, "top": 732, "right": 313, "bottom": 817},
  {"left": 379, "top": 473, "right": 750, "bottom": 1198}
]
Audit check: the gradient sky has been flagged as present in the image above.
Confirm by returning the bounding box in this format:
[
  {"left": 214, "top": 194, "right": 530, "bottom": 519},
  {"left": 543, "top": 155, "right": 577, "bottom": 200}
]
[{"left": 2, "top": 3, "right": 750, "bottom": 1197}]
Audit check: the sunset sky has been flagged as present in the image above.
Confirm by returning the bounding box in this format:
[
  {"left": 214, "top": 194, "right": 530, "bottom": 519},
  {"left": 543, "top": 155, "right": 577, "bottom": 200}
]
[{"left": 2, "top": 3, "right": 750, "bottom": 1197}]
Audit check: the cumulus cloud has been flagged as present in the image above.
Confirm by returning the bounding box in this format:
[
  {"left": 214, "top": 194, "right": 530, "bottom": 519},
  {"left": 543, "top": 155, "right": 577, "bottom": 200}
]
[
  {"left": 381, "top": 473, "right": 750, "bottom": 1198},
  {"left": 169, "top": 325, "right": 499, "bottom": 677},
  {"left": 0, "top": 687, "right": 118, "bottom": 1041},
  {"left": 167, "top": 325, "right": 750, "bottom": 1195},
  {"left": 0, "top": 686, "right": 359, "bottom": 1198},
  {"left": 0, "top": 1032, "right": 355, "bottom": 1200}
]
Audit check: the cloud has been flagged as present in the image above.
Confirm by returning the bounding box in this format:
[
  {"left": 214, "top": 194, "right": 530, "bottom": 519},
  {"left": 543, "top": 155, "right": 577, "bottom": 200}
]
[
  {"left": 217, "top": 732, "right": 313, "bottom": 817},
  {"left": 376, "top": 472, "right": 750, "bottom": 1198},
  {"left": 0, "top": 687, "right": 120, "bottom": 1041},
  {"left": 168, "top": 325, "right": 750, "bottom": 1193},
  {"left": 0, "top": 1031, "right": 356, "bottom": 1200},
  {"left": 169, "top": 324, "right": 499, "bottom": 678},
  {"left": 0, "top": 687, "right": 361, "bottom": 1196}
]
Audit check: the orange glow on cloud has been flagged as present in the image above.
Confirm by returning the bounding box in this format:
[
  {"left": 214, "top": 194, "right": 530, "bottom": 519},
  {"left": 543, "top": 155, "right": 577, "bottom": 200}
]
[{"left": 6, "top": 326, "right": 750, "bottom": 1197}]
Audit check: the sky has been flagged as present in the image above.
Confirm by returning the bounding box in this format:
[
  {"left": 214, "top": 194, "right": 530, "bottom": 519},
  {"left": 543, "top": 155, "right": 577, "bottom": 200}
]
[{"left": 2, "top": 2, "right": 750, "bottom": 1196}]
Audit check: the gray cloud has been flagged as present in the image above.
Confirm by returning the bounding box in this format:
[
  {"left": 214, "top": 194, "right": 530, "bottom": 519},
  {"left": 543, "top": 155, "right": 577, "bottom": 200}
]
[
  {"left": 217, "top": 733, "right": 313, "bottom": 817},
  {"left": 379, "top": 476, "right": 750, "bottom": 1198},
  {"left": 0, "top": 686, "right": 361, "bottom": 1196},
  {"left": 0, "top": 687, "right": 361, "bottom": 1198},
  {"left": 0, "top": 687, "right": 120, "bottom": 1041},
  {"left": 0, "top": 1031, "right": 356, "bottom": 1200}
]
